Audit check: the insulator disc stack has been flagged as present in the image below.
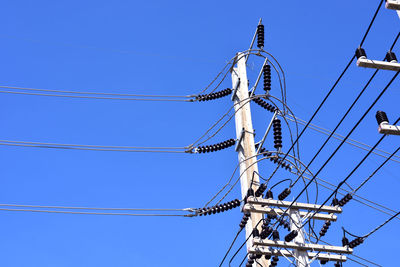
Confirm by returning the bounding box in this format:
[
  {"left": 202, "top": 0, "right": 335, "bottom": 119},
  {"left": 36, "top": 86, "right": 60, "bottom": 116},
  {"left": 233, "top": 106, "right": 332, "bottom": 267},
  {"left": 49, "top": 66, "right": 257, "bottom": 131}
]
[
  {"left": 196, "top": 88, "right": 232, "bottom": 102},
  {"left": 272, "top": 230, "right": 280, "bottom": 241},
  {"left": 198, "top": 199, "right": 240, "bottom": 216},
  {"left": 278, "top": 188, "right": 291, "bottom": 201},
  {"left": 272, "top": 118, "right": 282, "bottom": 149},
  {"left": 197, "top": 139, "right": 235, "bottom": 153},
  {"left": 252, "top": 97, "right": 276, "bottom": 113},
  {"left": 255, "top": 183, "right": 267, "bottom": 197},
  {"left": 376, "top": 110, "right": 389, "bottom": 125},
  {"left": 342, "top": 236, "right": 349, "bottom": 247},
  {"left": 257, "top": 24, "right": 264, "bottom": 48},
  {"left": 239, "top": 212, "right": 251, "bottom": 228},
  {"left": 319, "top": 220, "right": 331, "bottom": 237},
  {"left": 284, "top": 230, "right": 298, "bottom": 242},
  {"left": 348, "top": 237, "right": 364, "bottom": 248},
  {"left": 263, "top": 64, "right": 271, "bottom": 92},
  {"left": 338, "top": 193, "right": 352, "bottom": 207},
  {"left": 270, "top": 256, "right": 279, "bottom": 267}
]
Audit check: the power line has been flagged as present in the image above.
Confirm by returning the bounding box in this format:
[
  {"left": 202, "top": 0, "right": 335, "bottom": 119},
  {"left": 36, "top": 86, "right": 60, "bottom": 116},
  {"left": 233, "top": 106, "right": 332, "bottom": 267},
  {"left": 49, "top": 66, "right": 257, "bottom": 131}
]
[
  {"left": 0, "top": 203, "right": 190, "bottom": 212},
  {"left": 0, "top": 89, "right": 193, "bottom": 102},
  {"left": 0, "top": 208, "right": 191, "bottom": 217},
  {"left": 279, "top": 72, "right": 399, "bottom": 233},
  {"left": 286, "top": 115, "right": 400, "bottom": 164},
  {"left": 359, "top": 0, "right": 384, "bottom": 47},
  {"left": 300, "top": 115, "right": 400, "bottom": 231},
  {"left": 0, "top": 142, "right": 188, "bottom": 153}
]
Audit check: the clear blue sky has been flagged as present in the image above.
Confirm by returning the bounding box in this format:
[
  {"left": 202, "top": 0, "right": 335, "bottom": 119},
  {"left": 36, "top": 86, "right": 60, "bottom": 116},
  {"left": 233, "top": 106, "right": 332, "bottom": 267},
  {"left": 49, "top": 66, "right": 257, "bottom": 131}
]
[{"left": 0, "top": 1, "right": 399, "bottom": 266}]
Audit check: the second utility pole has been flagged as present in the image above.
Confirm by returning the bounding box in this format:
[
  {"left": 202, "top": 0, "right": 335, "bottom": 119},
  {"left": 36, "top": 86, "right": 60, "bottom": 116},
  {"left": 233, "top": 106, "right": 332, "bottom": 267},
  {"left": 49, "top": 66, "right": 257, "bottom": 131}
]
[{"left": 232, "top": 52, "right": 269, "bottom": 267}]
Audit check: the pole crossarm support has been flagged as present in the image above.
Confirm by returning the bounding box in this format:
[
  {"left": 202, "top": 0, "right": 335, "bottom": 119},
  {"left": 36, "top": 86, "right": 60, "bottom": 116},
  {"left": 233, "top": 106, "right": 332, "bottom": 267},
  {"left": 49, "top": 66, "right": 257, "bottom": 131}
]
[
  {"left": 246, "top": 197, "right": 342, "bottom": 213},
  {"left": 386, "top": 0, "right": 400, "bottom": 10},
  {"left": 243, "top": 204, "right": 338, "bottom": 221},
  {"left": 252, "top": 238, "right": 353, "bottom": 254},
  {"left": 378, "top": 122, "right": 400, "bottom": 135},
  {"left": 357, "top": 57, "right": 400, "bottom": 71},
  {"left": 249, "top": 247, "right": 348, "bottom": 263}
]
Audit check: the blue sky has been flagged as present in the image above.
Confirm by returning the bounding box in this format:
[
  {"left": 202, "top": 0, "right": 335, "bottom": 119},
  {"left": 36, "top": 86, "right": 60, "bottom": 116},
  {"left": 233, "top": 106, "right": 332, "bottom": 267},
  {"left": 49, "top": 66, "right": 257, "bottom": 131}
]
[{"left": 0, "top": 1, "right": 399, "bottom": 266}]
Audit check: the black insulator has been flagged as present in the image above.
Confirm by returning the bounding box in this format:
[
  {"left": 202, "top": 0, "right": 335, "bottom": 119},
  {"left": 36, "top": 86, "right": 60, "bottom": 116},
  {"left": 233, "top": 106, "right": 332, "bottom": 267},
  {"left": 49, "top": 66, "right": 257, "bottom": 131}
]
[
  {"left": 332, "top": 198, "right": 339, "bottom": 206},
  {"left": 244, "top": 212, "right": 251, "bottom": 218},
  {"left": 339, "top": 193, "right": 353, "bottom": 207},
  {"left": 272, "top": 256, "right": 279, "bottom": 264},
  {"left": 255, "top": 183, "right": 267, "bottom": 197},
  {"left": 283, "top": 221, "right": 290, "bottom": 230},
  {"left": 245, "top": 263, "right": 252, "bottom": 267},
  {"left": 349, "top": 237, "right": 364, "bottom": 248},
  {"left": 263, "top": 64, "right": 271, "bottom": 92},
  {"left": 342, "top": 237, "right": 349, "bottom": 247},
  {"left": 320, "top": 259, "right": 328, "bottom": 265},
  {"left": 252, "top": 97, "right": 276, "bottom": 113},
  {"left": 285, "top": 230, "right": 298, "bottom": 242},
  {"left": 247, "top": 188, "right": 255, "bottom": 198},
  {"left": 253, "top": 229, "right": 260, "bottom": 238},
  {"left": 273, "top": 118, "right": 282, "bottom": 149},
  {"left": 265, "top": 255, "right": 271, "bottom": 260},
  {"left": 196, "top": 88, "right": 232, "bottom": 102},
  {"left": 261, "top": 226, "right": 273, "bottom": 239},
  {"left": 355, "top": 47, "right": 367, "bottom": 59},
  {"left": 272, "top": 230, "right": 280, "bottom": 241},
  {"left": 385, "top": 51, "right": 398, "bottom": 62},
  {"left": 197, "top": 139, "right": 235, "bottom": 154},
  {"left": 376, "top": 110, "right": 389, "bottom": 125},
  {"left": 249, "top": 254, "right": 256, "bottom": 260},
  {"left": 257, "top": 24, "right": 264, "bottom": 48},
  {"left": 265, "top": 190, "right": 274, "bottom": 199},
  {"left": 334, "top": 262, "right": 341, "bottom": 267},
  {"left": 278, "top": 188, "right": 291, "bottom": 201}
]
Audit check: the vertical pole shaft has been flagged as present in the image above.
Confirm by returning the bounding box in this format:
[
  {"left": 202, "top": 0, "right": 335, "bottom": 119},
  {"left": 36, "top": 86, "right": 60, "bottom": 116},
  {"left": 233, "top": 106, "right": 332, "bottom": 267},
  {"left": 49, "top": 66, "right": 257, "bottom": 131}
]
[
  {"left": 232, "top": 52, "right": 268, "bottom": 266},
  {"left": 289, "top": 210, "right": 309, "bottom": 267}
]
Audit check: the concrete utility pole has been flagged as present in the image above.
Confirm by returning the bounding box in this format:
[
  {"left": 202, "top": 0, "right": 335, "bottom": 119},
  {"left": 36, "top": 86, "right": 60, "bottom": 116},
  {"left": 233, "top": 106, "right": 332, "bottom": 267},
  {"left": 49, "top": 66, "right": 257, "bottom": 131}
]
[
  {"left": 231, "top": 52, "right": 269, "bottom": 267},
  {"left": 289, "top": 210, "right": 309, "bottom": 267}
]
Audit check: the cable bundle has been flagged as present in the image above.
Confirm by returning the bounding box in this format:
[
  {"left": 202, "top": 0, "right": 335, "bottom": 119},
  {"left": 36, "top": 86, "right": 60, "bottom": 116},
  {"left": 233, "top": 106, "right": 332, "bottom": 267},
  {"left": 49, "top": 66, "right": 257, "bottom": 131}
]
[
  {"left": 338, "top": 193, "right": 352, "bottom": 207},
  {"left": 273, "top": 118, "right": 282, "bottom": 149},
  {"left": 255, "top": 183, "right": 267, "bottom": 197},
  {"left": 257, "top": 24, "right": 264, "bottom": 48},
  {"left": 197, "top": 199, "right": 240, "bottom": 216},
  {"left": 263, "top": 64, "right": 271, "bottom": 92},
  {"left": 239, "top": 212, "right": 251, "bottom": 228},
  {"left": 284, "top": 230, "right": 298, "bottom": 242},
  {"left": 252, "top": 97, "right": 276, "bottom": 113},
  {"left": 196, "top": 139, "right": 235, "bottom": 153},
  {"left": 319, "top": 220, "right": 331, "bottom": 237},
  {"left": 196, "top": 88, "right": 232, "bottom": 102},
  {"left": 348, "top": 237, "right": 364, "bottom": 248},
  {"left": 278, "top": 188, "right": 291, "bottom": 201}
]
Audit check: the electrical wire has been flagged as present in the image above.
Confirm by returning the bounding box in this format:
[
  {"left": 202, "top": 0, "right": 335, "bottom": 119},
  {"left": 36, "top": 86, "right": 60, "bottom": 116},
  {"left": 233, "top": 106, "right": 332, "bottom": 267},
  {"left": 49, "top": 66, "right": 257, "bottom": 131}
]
[
  {"left": 364, "top": 210, "right": 400, "bottom": 238},
  {"left": 353, "top": 144, "right": 400, "bottom": 193},
  {"left": 359, "top": 0, "right": 384, "bottom": 47},
  {"left": 0, "top": 208, "right": 191, "bottom": 217},
  {"left": 274, "top": 71, "right": 399, "bottom": 232},
  {"left": 287, "top": 115, "right": 400, "bottom": 164},
  {"left": 0, "top": 142, "right": 188, "bottom": 153}
]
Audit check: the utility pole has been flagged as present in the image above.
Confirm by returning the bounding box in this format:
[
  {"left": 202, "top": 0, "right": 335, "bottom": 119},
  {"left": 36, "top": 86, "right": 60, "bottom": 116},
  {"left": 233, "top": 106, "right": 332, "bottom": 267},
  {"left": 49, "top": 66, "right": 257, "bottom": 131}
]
[
  {"left": 232, "top": 52, "right": 269, "bottom": 267},
  {"left": 289, "top": 210, "right": 309, "bottom": 267}
]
